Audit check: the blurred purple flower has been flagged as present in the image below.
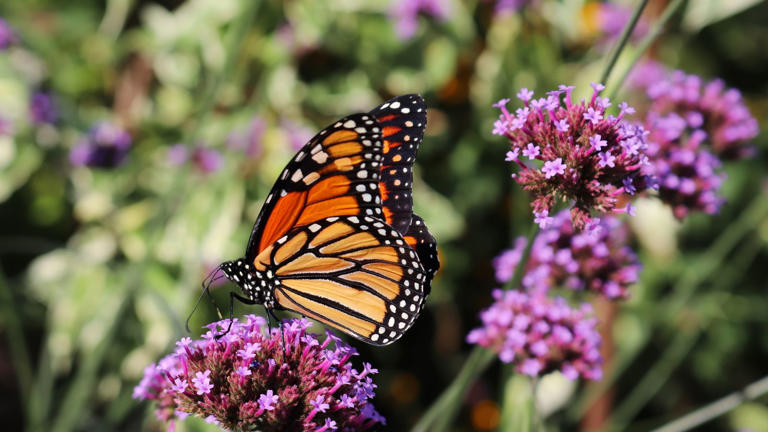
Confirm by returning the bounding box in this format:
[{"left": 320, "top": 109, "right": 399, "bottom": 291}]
[
  {"left": 167, "top": 144, "right": 223, "bottom": 174},
  {"left": 281, "top": 118, "right": 315, "bottom": 151},
  {"left": 494, "top": 84, "right": 653, "bottom": 230},
  {"left": 626, "top": 59, "right": 668, "bottom": 92},
  {"left": 133, "top": 316, "right": 385, "bottom": 430},
  {"left": 390, "top": 0, "right": 451, "bottom": 39},
  {"left": 643, "top": 112, "right": 725, "bottom": 219},
  {"left": 645, "top": 70, "right": 758, "bottom": 160},
  {"left": 0, "top": 18, "right": 16, "bottom": 50},
  {"left": 0, "top": 115, "right": 14, "bottom": 136},
  {"left": 595, "top": 2, "right": 648, "bottom": 43},
  {"left": 467, "top": 290, "right": 602, "bottom": 380},
  {"left": 29, "top": 91, "right": 58, "bottom": 125},
  {"left": 490, "top": 0, "right": 535, "bottom": 14},
  {"left": 227, "top": 116, "right": 266, "bottom": 158},
  {"left": 191, "top": 147, "right": 223, "bottom": 174},
  {"left": 69, "top": 123, "right": 132, "bottom": 168},
  {"left": 493, "top": 211, "right": 640, "bottom": 300},
  {"left": 166, "top": 144, "right": 189, "bottom": 166}
]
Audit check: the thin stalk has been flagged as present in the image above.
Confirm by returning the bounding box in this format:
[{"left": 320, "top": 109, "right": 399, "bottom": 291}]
[
  {"left": 412, "top": 347, "right": 496, "bottom": 432},
  {"left": 26, "top": 339, "right": 53, "bottom": 431},
  {"left": 0, "top": 269, "right": 33, "bottom": 405},
  {"left": 651, "top": 375, "right": 768, "bottom": 432},
  {"left": 599, "top": 0, "right": 650, "bottom": 86},
  {"left": 608, "top": 236, "right": 764, "bottom": 431},
  {"left": 50, "top": 287, "right": 136, "bottom": 432},
  {"left": 413, "top": 224, "right": 540, "bottom": 432},
  {"left": 573, "top": 196, "right": 768, "bottom": 424},
  {"left": 607, "top": 0, "right": 687, "bottom": 100}
]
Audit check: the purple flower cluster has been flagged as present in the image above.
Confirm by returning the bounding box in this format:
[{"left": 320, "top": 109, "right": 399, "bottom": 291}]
[
  {"left": 645, "top": 70, "right": 758, "bottom": 160},
  {"left": 133, "top": 316, "right": 385, "bottom": 431},
  {"left": 29, "top": 91, "right": 58, "bottom": 125},
  {"left": 390, "top": 0, "right": 450, "bottom": 39},
  {"left": 493, "top": 211, "right": 640, "bottom": 300},
  {"left": 69, "top": 123, "right": 132, "bottom": 168},
  {"left": 493, "top": 84, "right": 652, "bottom": 230},
  {"left": 167, "top": 144, "right": 223, "bottom": 174},
  {"left": 467, "top": 289, "right": 602, "bottom": 380},
  {"left": 0, "top": 18, "right": 16, "bottom": 50},
  {"left": 490, "top": 0, "right": 535, "bottom": 14},
  {"left": 636, "top": 70, "right": 758, "bottom": 218}
]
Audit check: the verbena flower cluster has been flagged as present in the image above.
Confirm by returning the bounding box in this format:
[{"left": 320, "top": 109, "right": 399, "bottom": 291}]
[
  {"left": 69, "top": 122, "right": 132, "bottom": 168},
  {"left": 493, "top": 84, "right": 651, "bottom": 230},
  {"left": 645, "top": 70, "right": 758, "bottom": 160},
  {"left": 134, "top": 316, "right": 385, "bottom": 431},
  {"left": 638, "top": 70, "right": 758, "bottom": 218},
  {"left": 467, "top": 289, "right": 602, "bottom": 380},
  {"left": 493, "top": 211, "right": 639, "bottom": 300}
]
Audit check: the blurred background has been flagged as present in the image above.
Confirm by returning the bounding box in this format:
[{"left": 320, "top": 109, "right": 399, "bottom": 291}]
[{"left": 1, "top": 0, "right": 767, "bottom": 430}]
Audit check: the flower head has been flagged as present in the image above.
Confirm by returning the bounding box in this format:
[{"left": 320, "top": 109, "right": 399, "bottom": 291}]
[
  {"left": 133, "top": 316, "right": 385, "bottom": 430},
  {"left": 69, "top": 122, "right": 132, "bottom": 168},
  {"left": 493, "top": 85, "right": 652, "bottom": 230},
  {"left": 467, "top": 290, "right": 602, "bottom": 380},
  {"left": 644, "top": 70, "right": 758, "bottom": 160},
  {"left": 493, "top": 211, "right": 640, "bottom": 300}
]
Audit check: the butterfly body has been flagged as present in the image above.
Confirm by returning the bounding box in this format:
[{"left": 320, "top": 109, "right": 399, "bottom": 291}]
[{"left": 218, "top": 95, "right": 438, "bottom": 345}]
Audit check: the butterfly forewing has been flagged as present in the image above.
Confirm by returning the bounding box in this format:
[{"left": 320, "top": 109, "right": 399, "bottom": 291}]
[
  {"left": 244, "top": 114, "right": 384, "bottom": 261},
  {"left": 369, "top": 94, "right": 427, "bottom": 235},
  {"left": 253, "top": 216, "right": 428, "bottom": 345}
]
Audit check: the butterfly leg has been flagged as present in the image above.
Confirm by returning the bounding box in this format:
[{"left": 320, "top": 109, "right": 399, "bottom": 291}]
[
  {"left": 264, "top": 307, "right": 287, "bottom": 361},
  {"left": 217, "top": 291, "right": 258, "bottom": 339}
]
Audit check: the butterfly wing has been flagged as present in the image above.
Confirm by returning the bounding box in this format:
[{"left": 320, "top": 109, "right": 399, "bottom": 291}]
[
  {"left": 369, "top": 94, "right": 427, "bottom": 235},
  {"left": 403, "top": 214, "right": 439, "bottom": 298},
  {"left": 244, "top": 114, "right": 384, "bottom": 263},
  {"left": 252, "top": 215, "right": 428, "bottom": 345}
]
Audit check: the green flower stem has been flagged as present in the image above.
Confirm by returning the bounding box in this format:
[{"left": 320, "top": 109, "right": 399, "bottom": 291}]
[
  {"left": 500, "top": 374, "right": 538, "bottom": 432},
  {"left": 651, "top": 374, "right": 768, "bottom": 432},
  {"left": 608, "top": 234, "right": 765, "bottom": 431},
  {"left": 607, "top": 0, "right": 687, "bottom": 100},
  {"left": 50, "top": 286, "right": 136, "bottom": 432},
  {"left": 27, "top": 339, "right": 53, "bottom": 431},
  {"left": 571, "top": 195, "right": 768, "bottom": 425},
  {"left": 413, "top": 224, "right": 539, "bottom": 432},
  {"left": 599, "top": 0, "right": 650, "bottom": 86},
  {"left": 0, "top": 268, "right": 33, "bottom": 406},
  {"left": 411, "top": 347, "right": 496, "bottom": 432}
]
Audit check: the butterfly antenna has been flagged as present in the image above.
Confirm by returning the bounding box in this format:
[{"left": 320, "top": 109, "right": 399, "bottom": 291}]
[{"left": 185, "top": 265, "right": 223, "bottom": 333}]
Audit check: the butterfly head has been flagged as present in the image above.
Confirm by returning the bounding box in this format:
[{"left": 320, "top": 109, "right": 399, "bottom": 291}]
[{"left": 219, "top": 258, "right": 277, "bottom": 308}]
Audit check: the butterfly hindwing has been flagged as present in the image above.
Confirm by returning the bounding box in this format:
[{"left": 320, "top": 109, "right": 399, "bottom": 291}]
[
  {"left": 251, "top": 215, "right": 428, "bottom": 345},
  {"left": 245, "top": 114, "right": 384, "bottom": 261},
  {"left": 369, "top": 94, "right": 427, "bottom": 235},
  {"left": 403, "top": 214, "right": 439, "bottom": 298}
]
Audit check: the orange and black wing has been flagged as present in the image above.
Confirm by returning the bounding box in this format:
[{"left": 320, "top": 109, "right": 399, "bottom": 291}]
[
  {"left": 245, "top": 114, "right": 384, "bottom": 262},
  {"left": 369, "top": 94, "right": 427, "bottom": 235},
  {"left": 252, "top": 215, "right": 428, "bottom": 345},
  {"left": 403, "top": 214, "right": 439, "bottom": 298}
]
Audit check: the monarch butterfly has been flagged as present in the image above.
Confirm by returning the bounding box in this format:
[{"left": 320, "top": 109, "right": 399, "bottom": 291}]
[{"left": 215, "top": 94, "right": 439, "bottom": 346}]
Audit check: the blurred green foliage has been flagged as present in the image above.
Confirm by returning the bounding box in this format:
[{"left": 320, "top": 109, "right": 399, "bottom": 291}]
[{"left": 1, "top": 0, "right": 767, "bottom": 431}]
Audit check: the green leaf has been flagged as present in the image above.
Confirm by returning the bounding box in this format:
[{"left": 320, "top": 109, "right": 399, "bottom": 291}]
[{"left": 682, "top": 0, "right": 763, "bottom": 32}]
